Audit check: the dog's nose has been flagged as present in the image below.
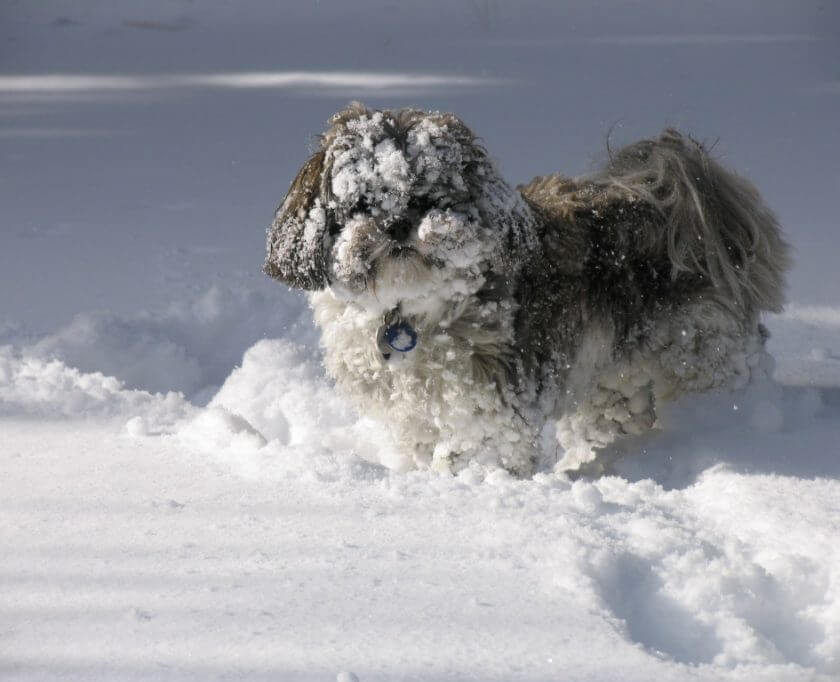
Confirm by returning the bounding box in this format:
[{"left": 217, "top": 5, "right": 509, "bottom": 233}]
[{"left": 389, "top": 219, "right": 412, "bottom": 243}]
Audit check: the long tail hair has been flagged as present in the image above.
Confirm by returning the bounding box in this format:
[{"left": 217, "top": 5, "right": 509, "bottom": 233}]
[{"left": 596, "top": 129, "right": 790, "bottom": 314}]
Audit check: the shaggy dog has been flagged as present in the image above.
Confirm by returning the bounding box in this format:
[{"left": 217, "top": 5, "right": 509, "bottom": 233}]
[{"left": 264, "top": 103, "right": 789, "bottom": 475}]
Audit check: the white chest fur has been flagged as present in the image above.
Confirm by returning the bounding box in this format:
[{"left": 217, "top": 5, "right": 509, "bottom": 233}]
[{"left": 309, "top": 289, "right": 538, "bottom": 473}]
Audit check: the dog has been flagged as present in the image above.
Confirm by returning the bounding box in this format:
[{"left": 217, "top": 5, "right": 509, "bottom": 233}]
[{"left": 264, "top": 103, "right": 790, "bottom": 475}]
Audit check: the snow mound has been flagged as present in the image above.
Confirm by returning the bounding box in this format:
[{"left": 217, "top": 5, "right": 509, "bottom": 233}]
[
  {"left": 175, "top": 339, "right": 391, "bottom": 480},
  {"left": 178, "top": 405, "right": 268, "bottom": 453},
  {"left": 0, "top": 345, "right": 191, "bottom": 424},
  {"left": 207, "top": 338, "right": 355, "bottom": 445},
  {"left": 28, "top": 284, "right": 315, "bottom": 403}
]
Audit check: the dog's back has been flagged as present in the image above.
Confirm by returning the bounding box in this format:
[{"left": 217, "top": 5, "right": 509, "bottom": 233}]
[{"left": 520, "top": 130, "right": 791, "bottom": 322}]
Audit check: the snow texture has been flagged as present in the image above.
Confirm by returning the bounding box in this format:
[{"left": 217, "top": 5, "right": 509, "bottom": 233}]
[{"left": 27, "top": 285, "right": 315, "bottom": 404}]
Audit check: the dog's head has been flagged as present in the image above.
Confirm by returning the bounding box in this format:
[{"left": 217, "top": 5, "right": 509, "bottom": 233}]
[{"left": 265, "top": 103, "right": 534, "bottom": 309}]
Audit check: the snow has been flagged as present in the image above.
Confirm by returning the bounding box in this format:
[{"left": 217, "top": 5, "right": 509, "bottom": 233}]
[
  {"left": 3, "top": 292, "right": 840, "bottom": 680},
  {"left": 25, "top": 286, "right": 314, "bottom": 402},
  {"left": 3, "top": 1, "right": 840, "bottom": 680},
  {"left": 0, "top": 347, "right": 191, "bottom": 422}
]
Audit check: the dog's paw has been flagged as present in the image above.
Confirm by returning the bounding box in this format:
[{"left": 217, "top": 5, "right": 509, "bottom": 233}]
[{"left": 554, "top": 377, "right": 657, "bottom": 473}]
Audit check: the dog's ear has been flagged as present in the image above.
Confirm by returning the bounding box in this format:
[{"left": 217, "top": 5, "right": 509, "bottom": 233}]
[{"left": 264, "top": 148, "right": 331, "bottom": 290}]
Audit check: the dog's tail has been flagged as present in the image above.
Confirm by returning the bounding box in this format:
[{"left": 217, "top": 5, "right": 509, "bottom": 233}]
[{"left": 599, "top": 129, "right": 790, "bottom": 314}]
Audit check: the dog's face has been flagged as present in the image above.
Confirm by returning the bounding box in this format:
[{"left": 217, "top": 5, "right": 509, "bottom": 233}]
[{"left": 265, "top": 103, "right": 533, "bottom": 311}]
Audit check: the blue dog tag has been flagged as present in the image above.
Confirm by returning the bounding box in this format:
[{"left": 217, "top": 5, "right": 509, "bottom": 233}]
[{"left": 384, "top": 322, "right": 418, "bottom": 353}]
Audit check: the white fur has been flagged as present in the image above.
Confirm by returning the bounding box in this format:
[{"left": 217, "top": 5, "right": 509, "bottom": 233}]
[{"left": 311, "top": 288, "right": 536, "bottom": 473}]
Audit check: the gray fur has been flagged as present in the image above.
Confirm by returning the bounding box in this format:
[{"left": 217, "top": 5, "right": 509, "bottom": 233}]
[
  {"left": 265, "top": 106, "right": 791, "bottom": 475},
  {"left": 595, "top": 129, "right": 790, "bottom": 314},
  {"left": 264, "top": 149, "right": 329, "bottom": 289},
  {"left": 515, "top": 129, "right": 790, "bottom": 389}
]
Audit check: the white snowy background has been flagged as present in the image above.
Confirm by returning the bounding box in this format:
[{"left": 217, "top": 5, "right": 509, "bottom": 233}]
[{"left": 2, "top": 1, "right": 839, "bottom": 680}]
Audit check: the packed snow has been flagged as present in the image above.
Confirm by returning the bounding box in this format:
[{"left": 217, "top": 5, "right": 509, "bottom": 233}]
[{"left": 3, "top": 1, "right": 840, "bottom": 680}]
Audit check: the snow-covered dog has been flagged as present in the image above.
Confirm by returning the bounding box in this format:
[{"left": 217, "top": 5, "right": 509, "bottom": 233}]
[{"left": 264, "top": 103, "right": 790, "bottom": 475}]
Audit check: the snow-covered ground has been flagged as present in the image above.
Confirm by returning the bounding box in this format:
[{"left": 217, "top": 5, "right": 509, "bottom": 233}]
[
  {"left": 3, "top": 289, "right": 840, "bottom": 681},
  {"left": 3, "top": 2, "right": 840, "bottom": 680}
]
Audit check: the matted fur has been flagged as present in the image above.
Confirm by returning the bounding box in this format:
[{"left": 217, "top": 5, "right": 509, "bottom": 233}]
[{"left": 264, "top": 104, "right": 790, "bottom": 475}]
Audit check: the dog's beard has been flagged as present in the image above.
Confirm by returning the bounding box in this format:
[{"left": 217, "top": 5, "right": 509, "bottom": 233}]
[{"left": 327, "top": 206, "right": 491, "bottom": 311}]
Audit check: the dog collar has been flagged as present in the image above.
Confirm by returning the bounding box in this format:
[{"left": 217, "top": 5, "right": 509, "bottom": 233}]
[{"left": 377, "top": 306, "right": 418, "bottom": 359}]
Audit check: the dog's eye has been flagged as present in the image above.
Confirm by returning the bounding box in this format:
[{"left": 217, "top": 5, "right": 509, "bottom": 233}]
[
  {"left": 408, "top": 197, "right": 436, "bottom": 214},
  {"left": 350, "top": 197, "right": 370, "bottom": 214}
]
